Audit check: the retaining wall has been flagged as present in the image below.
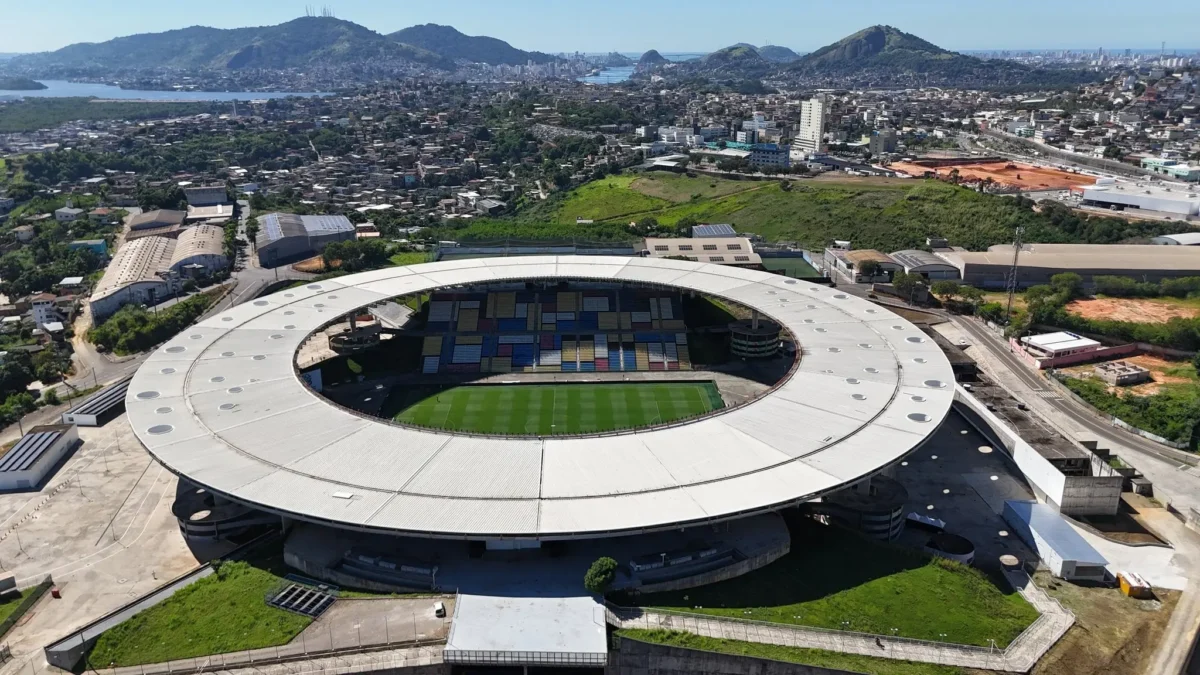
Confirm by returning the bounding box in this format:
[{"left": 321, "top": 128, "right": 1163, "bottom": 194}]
[
  {"left": 626, "top": 542, "right": 790, "bottom": 595},
  {"left": 608, "top": 637, "right": 860, "bottom": 675}
]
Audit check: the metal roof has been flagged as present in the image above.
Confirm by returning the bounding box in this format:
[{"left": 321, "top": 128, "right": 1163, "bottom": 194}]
[
  {"left": 126, "top": 256, "right": 955, "bottom": 539},
  {"left": 1005, "top": 500, "right": 1108, "bottom": 565},
  {"left": 937, "top": 243, "right": 1200, "bottom": 271},
  {"left": 0, "top": 429, "right": 63, "bottom": 472},
  {"left": 890, "top": 249, "right": 959, "bottom": 271},
  {"left": 692, "top": 224, "right": 737, "bottom": 238},
  {"left": 67, "top": 376, "right": 132, "bottom": 416},
  {"left": 90, "top": 236, "right": 174, "bottom": 302}
]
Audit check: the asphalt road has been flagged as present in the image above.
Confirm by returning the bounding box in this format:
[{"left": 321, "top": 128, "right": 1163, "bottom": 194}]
[{"left": 955, "top": 316, "right": 1198, "bottom": 468}]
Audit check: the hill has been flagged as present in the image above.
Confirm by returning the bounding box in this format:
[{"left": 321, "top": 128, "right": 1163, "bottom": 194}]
[
  {"left": 601, "top": 52, "right": 635, "bottom": 67},
  {"left": 788, "top": 25, "right": 1094, "bottom": 90},
  {"left": 387, "top": 23, "right": 553, "bottom": 65},
  {"left": 757, "top": 45, "right": 801, "bottom": 63},
  {"left": 0, "top": 77, "right": 47, "bottom": 90},
  {"left": 636, "top": 50, "right": 669, "bottom": 72},
  {"left": 8, "top": 17, "right": 454, "bottom": 72}
]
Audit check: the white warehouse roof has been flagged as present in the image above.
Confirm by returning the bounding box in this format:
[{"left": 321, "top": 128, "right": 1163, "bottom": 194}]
[{"left": 126, "top": 256, "right": 955, "bottom": 539}]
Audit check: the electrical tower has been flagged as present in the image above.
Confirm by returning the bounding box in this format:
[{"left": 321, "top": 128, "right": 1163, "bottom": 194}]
[{"left": 1005, "top": 226, "right": 1025, "bottom": 322}]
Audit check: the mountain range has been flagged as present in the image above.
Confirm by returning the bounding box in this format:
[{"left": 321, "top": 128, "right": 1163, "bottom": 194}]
[{"left": 3, "top": 17, "right": 555, "bottom": 74}]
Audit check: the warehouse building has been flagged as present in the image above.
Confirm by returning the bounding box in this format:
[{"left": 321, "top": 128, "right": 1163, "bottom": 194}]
[
  {"left": 1151, "top": 232, "right": 1200, "bottom": 246},
  {"left": 1077, "top": 179, "right": 1200, "bottom": 217},
  {"left": 169, "top": 225, "right": 228, "bottom": 277},
  {"left": 255, "top": 213, "right": 355, "bottom": 267},
  {"left": 0, "top": 424, "right": 79, "bottom": 490},
  {"left": 889, "top": 249, "right": 961, "bottom": 280},
  {"left": 823, "top": 248, "right": 901, "bottom": 283},
  {"left": 128, "top": 209, "right": 186, "bottom": 232},
  {"left": 89, "top": 236, "right": 176, "bottom": 320},
  {"left": 184, "top": 185, "right": 230, "bottom": 208},
  {"left": 1003, "top": 500, "right": 1108, "bottom": 582},
  {"left": 934, "top": 243, "right": 1200, "bottom": 289}
]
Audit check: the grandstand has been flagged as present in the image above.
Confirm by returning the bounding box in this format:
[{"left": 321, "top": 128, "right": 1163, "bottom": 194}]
[{"left": 418, "top": 286, "right": 692, "bottom": 375}]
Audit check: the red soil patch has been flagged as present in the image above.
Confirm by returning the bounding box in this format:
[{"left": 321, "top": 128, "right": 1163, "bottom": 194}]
[
  {"left": 1066, "top": 298, "right": 1200, "bottom": 324},
  {"left": 891, "top": 161, "right": 1093, "bottom": 191}
]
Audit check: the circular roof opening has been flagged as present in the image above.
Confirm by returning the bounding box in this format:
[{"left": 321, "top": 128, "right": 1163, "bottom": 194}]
[
  {"left": 852, "top": 393, "right": 867, "bottom": 400},
  {"left": 907, "top": 337, "right": 926, "bottom": 344},
  {"left": 270, "top": 334, "right": 284, "bottom": 340},
  {"left": 219, "top": 403, "right": 236, "bottom": 411},
  {"left": 284, "top": 325, "right": 296, "bottom": 330},
  {"left": 814, "top": 328, "right": 827, "bottom": 333},
  {"left": 784, "top": 279, "right": 797, "bottom": 284},
  {"left": 254, "top": 300, "right": 269, "bottom": 307},
  {"left": 210, "top": 376, "right": 225, "bottom": 383},
  {"left": 221, "top": 351, "right": 234, "bottom": 357},
  {"left": 221, "top": 317, "right": 233, "bottom": 322},
  {"left": 913, "top": 358, "right": 927, "bottom": 364},
  {"left": 828, "top": 347, "right": 841, "bottom": 353},
  {"left": 307, "top": 284, "right": 322, "bottom": 290},
  {"left": 846, "top": 378, "right": 860, "bottom": 385},
  {"left": 228, "top": 387, "right": 244, "bottom": 394},
  {"left": 803, "top": 319, "right": 814, "bottom": 324},
  {"left": 284, "top": 311, "right": 295, "bottom": 316},
  {"left": 979, "top": 446, "right": 993, "bottom": 454},
  {"left": 136, "top": 391, "right": 160, "bottom": 400},
  {"left": 253, "top": 355, "right": 266, "bottom": 361},
  {"left": 864, "top": 367, "right": 879, "bottom": 374},
  {"left": 911, "top": 395, "right": 926, "bottom": 403},
  {"left": 833, "top": 294, "right": 847, "bottom": 299},
  {"left": 166, "top": 346, "right": 186, "bottom": 354},
  {"left": 190, "top": 334, "right": 203, "bottom": 340},
  {"left": 155, "top": 406, "right": 173, "bottom": 414},
  {"left": 160, "top": 367, "right": 176, "bottom": 374},
  {"left": 284, "top": 293, "right": 295, "bottom": 298},
  {"left": 189, "top": 509, "right": 212, "bottom": 521},
  {"left": 147, "top": 424, "right": 174, "bottom": 435},
  {"left": 924, "top": 379, "right": 946, "bottom": 388},
  {"left": 909, "top": 413, "right": 932, "bottom": 423}
]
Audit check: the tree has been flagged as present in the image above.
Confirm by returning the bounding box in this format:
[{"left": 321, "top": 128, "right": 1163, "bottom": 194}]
[
  {"left": 1049, "top": 272, "right": 1084, "bottom": 301},
  {"left": 583, "top": 556, "right": 618, "bottom": 595},
  {"left": 930, "top": 280, "right": 961, "bottom": 298},
  {"left": 857, "top": 260, "right": 883, "bottom": 278},
  {"left": 245, "top": 218, "right": 260, "bottom": 250},
  {"left": 675, "top": 215, "right": 698, "bottom": 235},
  {"left": 958, "top": 285, "right": 985, "bottom": 308},
  {"left": 891, "top": 271, "right": 926, "bottom": 302}
]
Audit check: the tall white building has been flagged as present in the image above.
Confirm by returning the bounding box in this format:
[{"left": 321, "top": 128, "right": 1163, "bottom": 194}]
[{"left": 794, "top": 95, "right": 827, "bottom": 158}]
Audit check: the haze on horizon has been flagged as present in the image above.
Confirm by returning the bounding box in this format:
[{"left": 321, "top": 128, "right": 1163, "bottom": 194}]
[{"left": 5, "top": 0, "right": 1199, "bottom": 55}]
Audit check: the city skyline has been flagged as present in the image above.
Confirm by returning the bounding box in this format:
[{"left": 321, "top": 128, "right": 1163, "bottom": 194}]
[{"left": 5, "top": 0, "right": 1200, "bottom": 55}]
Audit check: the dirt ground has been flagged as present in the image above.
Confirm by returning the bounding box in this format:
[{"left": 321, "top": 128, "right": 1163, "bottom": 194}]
[
  {"left": 1062, "top": 353, "right": 1192, "bottom": 396},
  {"left": 1031, "top": 572, "right": 1178, "bottom": 675},
  {"left": 292, "top": 255, "right": 328, "bottom": 273},
  {"left": 1066, "top": 297, "right": 1200, "bottom": 324},
  {"left": 890, "top": 161, "right": 1091, "bottom": 191}
]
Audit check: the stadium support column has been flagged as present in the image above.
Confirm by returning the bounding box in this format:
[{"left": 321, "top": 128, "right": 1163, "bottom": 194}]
[{"left": 752, "top": 310, "right": 760, "bottom": 331}]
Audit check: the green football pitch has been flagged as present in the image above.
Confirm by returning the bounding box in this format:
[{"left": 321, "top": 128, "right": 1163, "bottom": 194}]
[{"left": 390, "top": 382, "right": 724, "bottom": 435}]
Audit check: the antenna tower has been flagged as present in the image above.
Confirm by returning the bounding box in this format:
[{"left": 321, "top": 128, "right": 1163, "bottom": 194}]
[{"left": 1005, "top": 226, "right": 1025, "bottom": 322}]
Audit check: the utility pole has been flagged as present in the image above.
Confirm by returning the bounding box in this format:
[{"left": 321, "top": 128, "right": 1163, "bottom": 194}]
[{"left": 1005, "top": 226, "right": 1025, "bottom": 322}]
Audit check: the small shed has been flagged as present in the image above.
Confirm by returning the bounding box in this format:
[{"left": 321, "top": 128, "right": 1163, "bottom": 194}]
[
  {"left": 0, "top": 424, "right": 79, "bottom": 490},
  {"left": 1003, "top": 500, "right": 1109, "bottom": 581},
  {"left": 61, "top": 376, "right": 132, "bottom": 426}
]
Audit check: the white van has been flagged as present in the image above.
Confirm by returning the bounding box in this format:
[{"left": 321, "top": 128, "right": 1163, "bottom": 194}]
[{"left": 434, "top": 601, "right": 446, "bottom": 618}]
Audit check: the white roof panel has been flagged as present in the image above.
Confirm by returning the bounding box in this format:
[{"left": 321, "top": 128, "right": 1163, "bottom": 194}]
[{"left": 128, "top": 256, "right": 954, "bottom": 538}]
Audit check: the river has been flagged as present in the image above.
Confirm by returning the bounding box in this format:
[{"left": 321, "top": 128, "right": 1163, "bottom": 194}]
[
  {"left": 577, "top": 52, "right": 707, "bottom": 85},
  {"left": 0, "top": 80, "right": 330, "bottom": 100}
]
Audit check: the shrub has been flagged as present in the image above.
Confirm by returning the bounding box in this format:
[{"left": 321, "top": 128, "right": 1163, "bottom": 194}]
[{"left": 584, "top": 556, "right": 618, "bottom": 595}]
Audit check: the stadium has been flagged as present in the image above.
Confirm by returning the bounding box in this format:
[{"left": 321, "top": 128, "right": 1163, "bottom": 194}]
[{"left": 126, "top": 255, "right": 954, "bottom": 594}]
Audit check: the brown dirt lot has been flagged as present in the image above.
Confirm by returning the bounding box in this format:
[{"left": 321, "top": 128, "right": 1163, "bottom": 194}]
[
  {"left": 890, "top": 161, "right": 1092, "bottom": 191},
  {"left": 292, "top": 255, "right": 328, "bottom": 273},
  {"left": 1062, "top": 353, "right": 1193, "bottom": 396},
  {"left": 1066, "top": 297, "right": 1200, "bottom": 324},
  {"left": 1032, "top": 572, "right": 1178, "bottom": 675}
]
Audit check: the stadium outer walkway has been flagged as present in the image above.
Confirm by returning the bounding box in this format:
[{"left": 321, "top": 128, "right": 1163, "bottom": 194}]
[{"left": 608, "top": 570, "right": 1074, "bottom": 672}]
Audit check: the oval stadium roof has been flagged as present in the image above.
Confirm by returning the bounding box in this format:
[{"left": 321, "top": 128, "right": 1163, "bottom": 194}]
[{"left": 126, "top": 256, "right": 955, "bottom": 539}]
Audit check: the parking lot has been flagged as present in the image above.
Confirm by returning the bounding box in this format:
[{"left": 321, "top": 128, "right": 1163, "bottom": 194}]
[{"left": 0, "top": 414, "right": 224, "bottom": 661}]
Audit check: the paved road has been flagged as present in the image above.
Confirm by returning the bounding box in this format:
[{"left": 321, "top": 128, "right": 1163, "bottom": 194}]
[{"left": 955, "top": 317, "right": 1198, "bottom": 470}]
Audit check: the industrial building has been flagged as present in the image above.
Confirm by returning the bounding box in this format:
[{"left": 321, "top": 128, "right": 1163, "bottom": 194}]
[
  {"left": 1077, "top": 178, "right": 1200, "bottom": 217},
  {"left": 823, "top": 247, "right": 901, "bottom": 283},
  {"left": 127, "top": 209, "right": 186, "bottom": 232},
  {"left": 0, "top": 424, "right": 79, "bottom": 490},
  {"left": 255, "top": 213, "right": 355, "bottom": 267},
  {"left": 641, "top": 237, "right": 761, "bottom": 266},
  {"left": 1003, "top": 500, "right": 1109, "bottom": 581},
  {"left": 933, "top": 243, "right": 1200, "bottom": 288},
  {"left": 1019, "top": 332, "right": 1102, "bottom": 360},
  {"left": 1151, "top": 232, "right": 1200, "bottom": 246},
  {"left": 1140, "top": 158, "right": 1200, "bottom": 182},
  {"left": 88, "top": 236, "right": 176, "bottom": 320},
  {"left": 169, "top": 225, "right": 228, "bottom": 277},
  {"left": 183, "top": 185, "right": 229, "bottom": 208},
  {"left": 690, "top": 223, "right": 737, "bottom": 238},
  {"left": 889, "top": 250, "right": 961, "bottom": 280}
]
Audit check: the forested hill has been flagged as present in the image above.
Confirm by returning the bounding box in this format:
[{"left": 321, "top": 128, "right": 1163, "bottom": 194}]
[
  {"left": 787, "top": 25, "right": 1094, "bottom": 89},
  {"left": 387, "top": 24, "right": 554, "bottom": 65},
  {"left": 7, "top": 17, "right": 454, "bottom": 72}
]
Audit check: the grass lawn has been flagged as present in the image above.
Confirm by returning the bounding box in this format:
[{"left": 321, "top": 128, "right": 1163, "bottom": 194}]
[
  {"left": 552, "top": 175, "right": 671, "bottom": 222},
  {"left": 635, "top": 519, "right": 1038, "bottom": 648},
  {"left": 618, "top": 630, "right": 964, "bottom": 675},
  {"left": 389, "top": 251, "right": 430, "bottom": 266},
  {"left": 0, "top": 589, "right": 28, "bottom": 625},
  {"left": 389, "top": 382, "right": 723, "bottom": 435},
  {"left": 762, "top": 257, "right": 820, "bottom": 278},
  {"left": 630, "top": 174, "right": 761, "bottom": 202},
  {"left": 87, "top": 561, "right": 311, "bottom": 667}
]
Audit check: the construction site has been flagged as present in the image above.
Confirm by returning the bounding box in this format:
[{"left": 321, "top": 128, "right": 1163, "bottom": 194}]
[{"left": 891, "top": 157, "right": 1094, "bottom": 192}]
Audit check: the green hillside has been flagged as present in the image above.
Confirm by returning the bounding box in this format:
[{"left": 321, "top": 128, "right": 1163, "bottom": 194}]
[{"left": 388, "top": 24, "right": 553, "bottom": 65}]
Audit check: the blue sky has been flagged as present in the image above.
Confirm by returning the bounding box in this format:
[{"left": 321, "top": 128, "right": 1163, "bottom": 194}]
[{"left": 6, "top": 0, "right": 1200, "bottom": 54}]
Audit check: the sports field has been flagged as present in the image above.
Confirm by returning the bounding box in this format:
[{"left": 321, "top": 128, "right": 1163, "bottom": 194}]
[{"left": 391, "top": 382, "right": 724, "bottom": 435}]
